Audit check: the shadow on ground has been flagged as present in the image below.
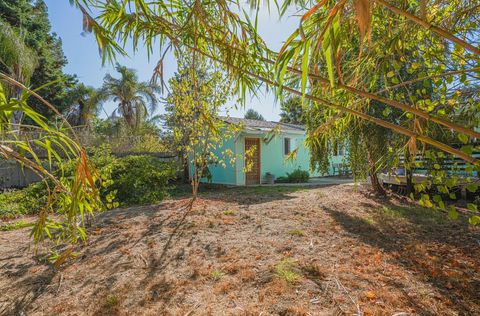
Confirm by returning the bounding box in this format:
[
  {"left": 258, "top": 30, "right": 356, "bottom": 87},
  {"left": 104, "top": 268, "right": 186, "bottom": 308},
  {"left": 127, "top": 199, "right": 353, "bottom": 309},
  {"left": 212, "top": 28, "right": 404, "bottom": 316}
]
[
  {"left": 323, "top": 195, "right": 480, "bottom": 314},
  {"left": 2, "top": 184, "right": 479, "bottom": 315},
  {"left": 198, "top": 184, "right": 335, "bottom": 205}
]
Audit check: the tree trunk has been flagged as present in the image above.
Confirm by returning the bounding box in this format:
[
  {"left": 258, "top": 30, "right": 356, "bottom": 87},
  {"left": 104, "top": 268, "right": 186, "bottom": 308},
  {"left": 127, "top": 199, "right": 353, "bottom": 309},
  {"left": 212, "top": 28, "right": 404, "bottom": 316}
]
[
  {"left": 367, "top": 147, "right": 386, "bottom": 196},
  {"left": 121, "top": 102, "right": 135, "bottom": 128},
  {"left": 181, "top": 153, "right": 190, "bottom": 183},
  {"left": 405, "top": 151, "right": 414, "bottom": 197},
  {"left": 369, "top": 170, "right": 386, "bottom": 196},
  {"left": 78, "top": 100, "right": 86, "bottom": 126},
  {"left": 10, "top": 88, "right": 24, "bottom": 129}
]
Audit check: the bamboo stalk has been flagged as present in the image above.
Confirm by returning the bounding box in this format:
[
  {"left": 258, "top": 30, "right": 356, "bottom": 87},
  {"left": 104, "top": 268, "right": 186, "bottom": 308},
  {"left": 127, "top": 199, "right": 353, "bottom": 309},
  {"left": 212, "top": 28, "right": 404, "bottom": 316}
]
[{"left": 108, "top": 11, "right": 480, "bottom": 140}]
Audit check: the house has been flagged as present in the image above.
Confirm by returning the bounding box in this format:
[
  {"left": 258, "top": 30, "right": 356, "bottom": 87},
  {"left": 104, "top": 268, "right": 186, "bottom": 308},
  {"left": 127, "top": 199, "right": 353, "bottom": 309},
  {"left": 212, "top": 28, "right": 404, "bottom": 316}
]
[{"left": 191, "top": 117, "right": 346, "bottom": 185}]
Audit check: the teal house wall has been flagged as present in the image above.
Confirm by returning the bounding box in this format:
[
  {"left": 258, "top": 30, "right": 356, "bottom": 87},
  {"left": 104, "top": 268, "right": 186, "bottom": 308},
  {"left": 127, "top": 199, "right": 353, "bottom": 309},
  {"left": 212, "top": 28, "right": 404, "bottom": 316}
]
[
  {"left": 203, "top": 136, "right": 237, "bottom": 185},
  {"left": 233, "top": 132, "right": 321, "bottom": 185},
  {"left": 191, "top": 117, "right": 346, "bottom": 185}
]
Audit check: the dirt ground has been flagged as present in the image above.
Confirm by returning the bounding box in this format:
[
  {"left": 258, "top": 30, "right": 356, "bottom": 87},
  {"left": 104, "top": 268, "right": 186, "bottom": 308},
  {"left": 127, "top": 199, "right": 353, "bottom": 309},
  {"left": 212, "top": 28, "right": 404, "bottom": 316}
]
[{"left": 1, "top": 184, "right": 479, "bottom": 315}]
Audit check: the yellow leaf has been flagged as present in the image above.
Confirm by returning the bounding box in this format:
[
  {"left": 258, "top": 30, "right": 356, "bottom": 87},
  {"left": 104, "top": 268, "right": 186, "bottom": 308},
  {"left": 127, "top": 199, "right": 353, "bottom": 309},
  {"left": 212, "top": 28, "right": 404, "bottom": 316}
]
[{"left": 366, "top": 290, "right": 376, "bottom": 299}]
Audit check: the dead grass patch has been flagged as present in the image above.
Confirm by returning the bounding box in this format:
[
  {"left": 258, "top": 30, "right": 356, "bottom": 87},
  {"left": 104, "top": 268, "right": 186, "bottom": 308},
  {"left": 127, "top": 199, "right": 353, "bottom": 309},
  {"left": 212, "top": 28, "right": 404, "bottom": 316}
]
[{"left": 1, "top": 184, "right": 478, "bottom": 315}]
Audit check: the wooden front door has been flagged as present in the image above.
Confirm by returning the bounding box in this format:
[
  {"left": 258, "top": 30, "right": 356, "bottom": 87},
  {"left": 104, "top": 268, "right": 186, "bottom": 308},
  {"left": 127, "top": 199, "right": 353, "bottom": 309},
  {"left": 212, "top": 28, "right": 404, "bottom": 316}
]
[{"left": 245, "top": 138, "right": 261, "bottom": 185}]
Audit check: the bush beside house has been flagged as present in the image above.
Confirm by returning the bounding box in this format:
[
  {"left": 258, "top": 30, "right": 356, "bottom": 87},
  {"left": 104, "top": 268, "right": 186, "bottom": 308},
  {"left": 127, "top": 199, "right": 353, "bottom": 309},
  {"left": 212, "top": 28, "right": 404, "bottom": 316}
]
[{"left": 275, "top": 168, "right": 310, "bottom": 183}]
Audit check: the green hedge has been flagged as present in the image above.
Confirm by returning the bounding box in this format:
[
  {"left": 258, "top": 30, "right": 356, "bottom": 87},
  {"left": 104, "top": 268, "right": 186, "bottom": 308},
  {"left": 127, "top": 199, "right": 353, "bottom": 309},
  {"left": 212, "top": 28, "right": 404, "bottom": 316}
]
[{"left": 0, "top": 146, "right": 177, "bottom": 218}]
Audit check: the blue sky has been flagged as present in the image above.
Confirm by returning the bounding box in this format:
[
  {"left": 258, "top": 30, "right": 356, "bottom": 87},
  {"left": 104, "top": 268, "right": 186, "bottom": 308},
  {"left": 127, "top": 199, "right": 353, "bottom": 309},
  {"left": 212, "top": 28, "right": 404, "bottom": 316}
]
[{"left": 43, "top": 1, "right": 299, "bottom": 121}]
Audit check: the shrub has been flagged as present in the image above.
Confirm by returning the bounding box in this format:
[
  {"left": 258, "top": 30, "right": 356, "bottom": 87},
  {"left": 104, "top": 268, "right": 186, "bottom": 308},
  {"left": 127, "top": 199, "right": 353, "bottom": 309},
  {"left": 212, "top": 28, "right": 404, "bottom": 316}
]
[
  {"left": 287, "top": 169, "right": 310, "bottom": 183},
  {"left": 72, "top": 147, "right": 177, "bottom": 207},
  {"left": 0, "top": 182, "right": 48, "bottom": 219},
  {"left": 0, "top": 145, "right": 178, "bottom": 217},
  {"left": 275, "top": 169, "right": 310, "bottom": 183},
  {"left": 107, "top": 155, "right": 177, "bottom": 206}
]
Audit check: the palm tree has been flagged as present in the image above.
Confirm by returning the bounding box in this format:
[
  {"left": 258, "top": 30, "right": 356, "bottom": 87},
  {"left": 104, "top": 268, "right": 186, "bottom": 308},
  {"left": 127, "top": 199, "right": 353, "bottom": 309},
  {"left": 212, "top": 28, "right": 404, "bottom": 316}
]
[
  {"left": 64, "top": 83, "right": 104, "bottom": 127},
  {"left": 99, "top": 63, "right": 159, "bottom": 129}
]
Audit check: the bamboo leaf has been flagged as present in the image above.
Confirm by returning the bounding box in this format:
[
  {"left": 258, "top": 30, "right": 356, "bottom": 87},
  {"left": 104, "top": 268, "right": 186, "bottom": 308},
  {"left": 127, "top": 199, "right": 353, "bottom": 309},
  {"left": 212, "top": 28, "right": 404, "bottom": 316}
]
[
  {"left": 301, "top": 39, "right": 311, "bottom": 97},
  {"left": 353, "top": 0, "right": 372, "bottom": 42}
]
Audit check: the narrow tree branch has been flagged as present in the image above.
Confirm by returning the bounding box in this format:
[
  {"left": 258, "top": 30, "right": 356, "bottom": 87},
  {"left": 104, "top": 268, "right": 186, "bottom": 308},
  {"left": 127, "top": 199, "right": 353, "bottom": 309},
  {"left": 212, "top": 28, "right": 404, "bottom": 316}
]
[
  {"left": 374, "top": 0, "right": 480, "bottom": 56},
  {"left": 375, "top": 67, "right": 480, "bottom": 93}
]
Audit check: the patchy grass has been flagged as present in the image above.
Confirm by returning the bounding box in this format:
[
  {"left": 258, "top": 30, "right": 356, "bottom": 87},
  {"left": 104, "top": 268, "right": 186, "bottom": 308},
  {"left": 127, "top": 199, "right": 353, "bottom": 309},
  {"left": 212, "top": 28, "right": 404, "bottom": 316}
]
[
  {"left": 288, "top": 228, "right": 305, "bottom": 236},
  {"left": 379, "top": 204, "right": 446, "bottom": 224},
  {"left": 167, "top": 183, "right": 309, "bottom": 198},
  {"left": 211, "top": 269, "right": 224, "bottom": 281},
  {"left": 274, "top": 258, "right": 301, "bottom": 284},
  {"left": 223, "top": 209, "right": 236, "bottom": 216},
  {"left": 0, "top": 220, "right": 31, "bottom": 231},
  {"left": 380, "top": 205, "right": 403, "bottom": 218},
  {"left": 104, "top": 295, "right": 119, "bottom": 308},
  {"left": 361, "top": 217, "right": 375, "bottom": 226},
  {"left": 235, "top": 185, "right": 309, "bottom": 195}
]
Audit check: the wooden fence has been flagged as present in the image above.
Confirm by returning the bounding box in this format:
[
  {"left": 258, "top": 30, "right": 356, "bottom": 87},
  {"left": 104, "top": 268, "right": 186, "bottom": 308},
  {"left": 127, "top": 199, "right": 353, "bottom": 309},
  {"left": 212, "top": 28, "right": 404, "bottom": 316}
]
[{"left": 0, "top": 160, "right": 42, "bottom": 189}]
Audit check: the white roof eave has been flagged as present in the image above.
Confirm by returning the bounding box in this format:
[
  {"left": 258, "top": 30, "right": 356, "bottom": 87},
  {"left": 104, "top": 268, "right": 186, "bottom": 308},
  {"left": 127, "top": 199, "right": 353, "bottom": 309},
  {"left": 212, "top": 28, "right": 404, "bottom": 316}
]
[{"left": 241, "top": 128, "right": 305, "bottom": 136}]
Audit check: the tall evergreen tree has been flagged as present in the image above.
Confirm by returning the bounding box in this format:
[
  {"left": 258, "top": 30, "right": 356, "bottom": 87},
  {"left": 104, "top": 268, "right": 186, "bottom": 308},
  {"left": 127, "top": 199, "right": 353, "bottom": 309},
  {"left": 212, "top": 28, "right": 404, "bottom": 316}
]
[
  {"left": 244, "top": 109, "right": 264, "bottom": 121},
  {"left": 279, "top": 96, "right": 304, "bottom": 125},
  {"left": 0, "top": 0, "right": 77, "bottom": 118}
]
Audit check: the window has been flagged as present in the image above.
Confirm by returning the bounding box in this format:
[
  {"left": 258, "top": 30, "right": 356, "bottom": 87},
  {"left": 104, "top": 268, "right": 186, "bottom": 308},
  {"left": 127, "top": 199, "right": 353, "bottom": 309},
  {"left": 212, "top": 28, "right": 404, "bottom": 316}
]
[
  {"left": 337, "top": 145, "right": 345, "bottom": 156},
  {"left": 284, "top": 137, "right": 291, "bottom": 155}
]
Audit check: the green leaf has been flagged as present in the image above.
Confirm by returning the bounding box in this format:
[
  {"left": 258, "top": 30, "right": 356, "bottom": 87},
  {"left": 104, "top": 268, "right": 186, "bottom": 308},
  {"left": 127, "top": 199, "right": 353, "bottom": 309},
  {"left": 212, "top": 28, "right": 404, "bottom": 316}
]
[
  {"left": 300, "top": 39, "right": 311, "bottom": 97},
  {"left": 469, "top": 216, "right": 480, "bottom": 225},
  {"left": 458, "top": 133, "right": 469, "bottom": 144},
  {"left": 448, "top": 208, "right": 458, "bottom": 220},
  {"left": 438, "top": 200, "right": 445, "bottom": 210},
  {"left": 387, "top": 71, "right": 395, "bottom": 78},
  {"left": 467, "top": 203, "right": 478, "bottom": 212},
  {"left": 461, "top": 145, "right": 473, "bottom": 155},
  {"left": 324, "top": 44, "right": 334, "bottom": 87},
  {"left": 466, "top": 184, "right": 478, "bottom": 193}
]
